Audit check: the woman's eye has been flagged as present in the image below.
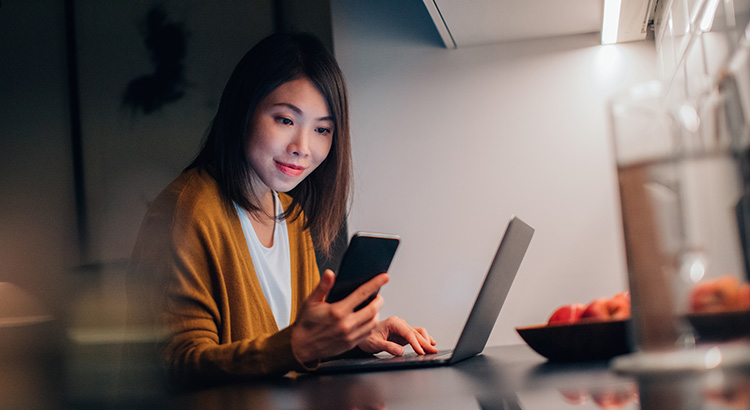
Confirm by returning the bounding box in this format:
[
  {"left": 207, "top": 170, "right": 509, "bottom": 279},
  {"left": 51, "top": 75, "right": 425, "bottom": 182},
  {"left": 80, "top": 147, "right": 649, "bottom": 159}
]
[
  {"left": 276, "top": 117, "right": 293, "bottom": 125},
  {"left": 315, "top": 127, "right": 332, "bottom": 135}
]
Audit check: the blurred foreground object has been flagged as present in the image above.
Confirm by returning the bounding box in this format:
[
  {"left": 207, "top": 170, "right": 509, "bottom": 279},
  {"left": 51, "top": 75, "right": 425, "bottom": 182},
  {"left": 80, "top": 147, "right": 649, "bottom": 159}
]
[{"left": 0, "top": 282, "right": 62, "bottom": 409}]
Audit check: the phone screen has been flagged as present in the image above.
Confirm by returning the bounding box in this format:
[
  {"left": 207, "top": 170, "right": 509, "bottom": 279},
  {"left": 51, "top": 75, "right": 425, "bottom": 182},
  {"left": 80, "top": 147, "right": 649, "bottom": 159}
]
[{"left": 325, "top": 232, "right": 400, "bottom": 311}]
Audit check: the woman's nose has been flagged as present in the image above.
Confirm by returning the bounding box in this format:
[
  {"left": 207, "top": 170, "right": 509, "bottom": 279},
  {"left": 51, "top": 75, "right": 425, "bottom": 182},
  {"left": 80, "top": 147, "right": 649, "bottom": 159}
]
[{"left": 288, "top": 129, "right": 310, "bottom": 157}]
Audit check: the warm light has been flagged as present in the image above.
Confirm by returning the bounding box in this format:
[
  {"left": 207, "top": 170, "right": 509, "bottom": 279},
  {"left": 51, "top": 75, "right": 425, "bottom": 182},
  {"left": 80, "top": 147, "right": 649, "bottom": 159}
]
[
  {"left": 591, "top": 45, "right": 625, "bottom": 89},
  {"left": 601, "top": 0, "right": 623, "bottom": 44},
  {"left": 688, "top": 257, "right": 706, "bottom": 282},
  {"left": 704, "top": 347, "right": 722, "bottom": 369}
]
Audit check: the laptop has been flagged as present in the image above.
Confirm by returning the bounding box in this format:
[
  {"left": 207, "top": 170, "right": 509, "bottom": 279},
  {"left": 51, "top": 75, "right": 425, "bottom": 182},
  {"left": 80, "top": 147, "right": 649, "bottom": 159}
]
[{"left": 314, "top": 216, "right": 534, "bottom": 373}]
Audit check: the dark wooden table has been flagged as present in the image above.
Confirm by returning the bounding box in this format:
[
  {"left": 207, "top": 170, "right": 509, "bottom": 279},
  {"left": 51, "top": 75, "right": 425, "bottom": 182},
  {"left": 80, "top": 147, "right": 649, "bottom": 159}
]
[
  {"left": 167, "top": 344, "right": 750, "bottom": 410},
  {"left": 9, "top": 339, "right": 750, "bottom": 409}
]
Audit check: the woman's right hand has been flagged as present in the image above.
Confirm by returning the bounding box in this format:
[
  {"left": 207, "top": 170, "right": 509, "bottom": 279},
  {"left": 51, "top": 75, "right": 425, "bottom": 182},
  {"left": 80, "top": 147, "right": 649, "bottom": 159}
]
[{"left": 291, "top": 269, "right": 388, "bottom": 364}]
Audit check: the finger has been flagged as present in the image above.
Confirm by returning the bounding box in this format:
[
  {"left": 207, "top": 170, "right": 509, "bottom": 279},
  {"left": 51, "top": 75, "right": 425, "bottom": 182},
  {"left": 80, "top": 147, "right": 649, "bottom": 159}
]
[
  {"left": 351, "top": 294, "right": 384, "bottom": 326},
  {"left": 342, "top": 295, "right": 385, "bottom": 342},
  {"left": 341, "top": 273, "right": 389, "bottom": 311},
  {"left": 347, "top": 309, "right": 382, "bottom": 346},
  {"left": 415, "top": 327, "right": 437, "bottom": 347},
  {"left": 307, "top": 269, "right": 336, "bottom": 303},
  {"left": 369, "top": 339, "right": 405, "bottom": 356},
  {"left": 417, "top": 332, "right": 439, "bottom": 353},
  {"left": 411, "top": 327, "right": 438, "bottom": 353},
  {"left": 405, "top": 332, "right": 426, "bottom": 355},
  {"left": 396, "top": 323, "right": 438, "bottom": 355},
  {"left": 386, "top": 317, "right": 426, "bottom": 355}
]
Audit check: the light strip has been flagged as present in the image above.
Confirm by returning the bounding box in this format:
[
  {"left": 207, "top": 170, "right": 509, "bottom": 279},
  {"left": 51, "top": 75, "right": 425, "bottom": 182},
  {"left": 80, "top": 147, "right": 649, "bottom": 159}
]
[
  {"left": 699, "top": 0, "right": 720, "bottom": 31},
  {"left": 601, "top": 0, "right": 623, "bottom": 44}
]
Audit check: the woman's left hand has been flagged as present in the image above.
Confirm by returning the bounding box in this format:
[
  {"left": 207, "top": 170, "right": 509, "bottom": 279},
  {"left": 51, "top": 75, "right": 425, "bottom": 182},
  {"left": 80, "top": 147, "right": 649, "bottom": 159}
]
[{"left": 357, "top": 316, "right": 438, "bottom": 356}]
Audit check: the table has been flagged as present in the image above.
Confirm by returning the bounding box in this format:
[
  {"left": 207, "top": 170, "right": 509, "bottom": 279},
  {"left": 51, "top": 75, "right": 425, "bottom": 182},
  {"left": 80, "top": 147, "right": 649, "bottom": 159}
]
[
  {"left": 8, "top": 337, "right": 749, "bottom": 409},
  {"left": 162, "top": 344, "right": 750, "bottom": 410}
]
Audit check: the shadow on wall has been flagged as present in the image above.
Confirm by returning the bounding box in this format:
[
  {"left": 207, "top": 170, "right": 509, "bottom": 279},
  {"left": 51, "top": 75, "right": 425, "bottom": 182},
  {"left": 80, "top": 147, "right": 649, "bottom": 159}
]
[{"left": 122, "top": 3, "right": 190, "bottom": 116}]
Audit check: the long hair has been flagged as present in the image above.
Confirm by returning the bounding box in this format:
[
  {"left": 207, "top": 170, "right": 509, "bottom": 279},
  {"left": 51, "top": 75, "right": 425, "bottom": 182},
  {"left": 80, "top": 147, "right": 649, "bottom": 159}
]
[{"left": 188, "top": 33, "right": 352, "bottom": 256}]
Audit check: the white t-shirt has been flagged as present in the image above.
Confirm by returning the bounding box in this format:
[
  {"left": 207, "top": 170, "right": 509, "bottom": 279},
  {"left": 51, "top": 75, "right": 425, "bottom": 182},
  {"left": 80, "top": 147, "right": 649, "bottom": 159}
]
[{"left": 234, "top": 192, "right": 292, "bottom": 330}]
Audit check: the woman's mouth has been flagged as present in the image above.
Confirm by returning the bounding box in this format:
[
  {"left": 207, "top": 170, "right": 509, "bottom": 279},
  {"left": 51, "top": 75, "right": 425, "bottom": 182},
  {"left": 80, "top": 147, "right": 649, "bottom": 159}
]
[{"left": 275, "top": 161, "right": 305, "bottom": 177}]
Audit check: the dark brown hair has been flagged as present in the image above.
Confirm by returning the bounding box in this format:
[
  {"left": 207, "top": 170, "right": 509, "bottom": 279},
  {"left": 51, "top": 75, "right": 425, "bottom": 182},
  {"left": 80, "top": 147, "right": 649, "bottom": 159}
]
[{"left": 188, "top": 33, "right": 352, "bottom": 255}]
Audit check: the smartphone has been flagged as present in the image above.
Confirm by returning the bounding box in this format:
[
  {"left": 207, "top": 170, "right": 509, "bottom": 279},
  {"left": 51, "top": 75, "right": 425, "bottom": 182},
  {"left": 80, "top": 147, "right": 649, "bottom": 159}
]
[{"left": 325, "top": 232, "right": 401, "bottom": 311}]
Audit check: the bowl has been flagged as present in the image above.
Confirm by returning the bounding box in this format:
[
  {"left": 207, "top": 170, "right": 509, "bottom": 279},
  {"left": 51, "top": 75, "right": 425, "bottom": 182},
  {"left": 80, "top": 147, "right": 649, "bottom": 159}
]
[
  {"left": 516, "top": 319, "right": 631, "bottom": 362},
  {"left": 686, "top": 309, "right": 750, "bottom": 342}
]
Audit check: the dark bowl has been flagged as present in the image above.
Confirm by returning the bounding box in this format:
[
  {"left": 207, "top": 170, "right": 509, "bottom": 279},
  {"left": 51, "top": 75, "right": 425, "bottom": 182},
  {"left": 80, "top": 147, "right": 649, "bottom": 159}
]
[
  {"left": 686, "top": 309, "right": 750, "bottom": 342},
  {"left": 516, "top": 319, "right": 632, "bottom": 362}
]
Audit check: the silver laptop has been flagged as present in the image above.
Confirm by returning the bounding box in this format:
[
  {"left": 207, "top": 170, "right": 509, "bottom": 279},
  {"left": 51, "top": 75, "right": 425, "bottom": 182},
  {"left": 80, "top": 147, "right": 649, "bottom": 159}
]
[{"left": 314, "top": 216, "right": 534, "bottom": 373}]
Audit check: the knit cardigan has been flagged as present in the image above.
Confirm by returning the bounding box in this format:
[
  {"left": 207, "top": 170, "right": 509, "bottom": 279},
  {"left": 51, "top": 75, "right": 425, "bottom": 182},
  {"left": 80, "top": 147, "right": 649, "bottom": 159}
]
[{"left": 128, "top": 168, "right": 320, "bottom": 387}]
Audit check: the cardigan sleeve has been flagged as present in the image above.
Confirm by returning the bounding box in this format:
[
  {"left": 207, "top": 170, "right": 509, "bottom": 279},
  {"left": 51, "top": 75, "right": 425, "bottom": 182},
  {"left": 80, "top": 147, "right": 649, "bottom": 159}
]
[
  {"left": 162, "top": 211, "right": 318, "bottom": 386},
  {"left": 128, "top": 171, "right": 320, "bottom": 388}
]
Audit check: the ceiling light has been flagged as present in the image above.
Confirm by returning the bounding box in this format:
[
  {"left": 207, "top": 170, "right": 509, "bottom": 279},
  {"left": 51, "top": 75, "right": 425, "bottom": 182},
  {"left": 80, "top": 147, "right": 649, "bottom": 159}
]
[{"left": 602, "top": 0, "right": 623, "bottom": 44}]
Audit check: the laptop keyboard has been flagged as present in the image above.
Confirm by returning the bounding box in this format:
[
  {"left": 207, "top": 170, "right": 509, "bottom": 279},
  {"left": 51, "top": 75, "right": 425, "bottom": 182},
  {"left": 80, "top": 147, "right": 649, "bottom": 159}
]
[
  {"left": 378, "top": 349, "right": 453, "bottom": 363},
  {"left": 316, "top": 349, "right": 456, "bottom": 373}
]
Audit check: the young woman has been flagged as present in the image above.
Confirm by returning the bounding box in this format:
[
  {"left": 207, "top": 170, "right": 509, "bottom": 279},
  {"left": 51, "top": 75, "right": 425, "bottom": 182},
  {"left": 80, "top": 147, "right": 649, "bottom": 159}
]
[{"left": 128, "top": 33, "right": 436, "bottom": 387}]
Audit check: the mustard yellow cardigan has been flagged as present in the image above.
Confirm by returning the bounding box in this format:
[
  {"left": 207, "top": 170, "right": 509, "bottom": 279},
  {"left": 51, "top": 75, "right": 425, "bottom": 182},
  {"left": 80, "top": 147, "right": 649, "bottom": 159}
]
[{"left": 128, "top": 168, "right": 320, "bottom": 386}]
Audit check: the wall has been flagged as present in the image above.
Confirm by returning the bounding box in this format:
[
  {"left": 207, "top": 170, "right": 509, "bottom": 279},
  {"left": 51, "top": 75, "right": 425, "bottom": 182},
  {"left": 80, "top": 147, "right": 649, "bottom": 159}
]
[
  {"left": 0, "top": 0, "right": 77, "bottom": 318},
  {"left": 331, "top": 0, "right": 659, "bottom": 347},
  {"left": 76, "top": 1, "right": 274, "bottom": 264}
]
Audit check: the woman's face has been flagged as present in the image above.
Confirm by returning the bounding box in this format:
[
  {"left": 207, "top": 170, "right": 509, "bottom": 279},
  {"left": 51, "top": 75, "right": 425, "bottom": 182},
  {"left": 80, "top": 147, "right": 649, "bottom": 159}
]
[{"left": 246, "top": 77, "right": 334, "bottom": 194}]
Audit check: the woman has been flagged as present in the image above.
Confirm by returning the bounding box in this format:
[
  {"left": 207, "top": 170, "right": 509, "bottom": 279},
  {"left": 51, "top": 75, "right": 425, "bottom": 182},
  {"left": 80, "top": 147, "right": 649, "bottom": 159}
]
[{"left": 128, "top": 32, "right": 436, "bottom": 387}]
